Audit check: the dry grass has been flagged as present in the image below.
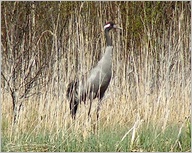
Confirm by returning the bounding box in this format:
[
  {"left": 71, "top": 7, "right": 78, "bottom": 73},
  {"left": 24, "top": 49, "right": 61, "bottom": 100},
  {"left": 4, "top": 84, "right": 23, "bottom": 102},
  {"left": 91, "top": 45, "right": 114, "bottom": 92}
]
[
  {"left": 2, "top": 70, "right": 190, "bottom": 134},
  {"left": 1, "top": 79, "right": 191, "bottom": 151}
]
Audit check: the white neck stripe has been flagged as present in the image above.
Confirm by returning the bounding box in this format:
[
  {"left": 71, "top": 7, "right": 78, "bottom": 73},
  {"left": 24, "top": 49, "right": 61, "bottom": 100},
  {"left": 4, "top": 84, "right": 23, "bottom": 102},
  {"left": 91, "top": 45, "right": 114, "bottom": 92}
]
[{"left": 104, "top": 24, "right": 111, "bottom": 30}]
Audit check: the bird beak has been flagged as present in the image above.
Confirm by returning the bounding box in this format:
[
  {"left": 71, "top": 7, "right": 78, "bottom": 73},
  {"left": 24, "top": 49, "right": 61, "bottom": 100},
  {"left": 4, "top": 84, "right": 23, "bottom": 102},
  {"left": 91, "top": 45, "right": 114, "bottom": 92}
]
[{"left": 113, "top": 25, "right": 123, "bottom": 30}]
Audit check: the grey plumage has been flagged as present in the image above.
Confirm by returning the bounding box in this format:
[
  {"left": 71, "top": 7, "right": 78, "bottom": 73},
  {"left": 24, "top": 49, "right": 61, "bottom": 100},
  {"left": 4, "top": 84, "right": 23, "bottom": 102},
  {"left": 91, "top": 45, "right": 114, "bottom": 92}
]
[{"left": 66, "top": 22, "right": 122, "bottom": 120}]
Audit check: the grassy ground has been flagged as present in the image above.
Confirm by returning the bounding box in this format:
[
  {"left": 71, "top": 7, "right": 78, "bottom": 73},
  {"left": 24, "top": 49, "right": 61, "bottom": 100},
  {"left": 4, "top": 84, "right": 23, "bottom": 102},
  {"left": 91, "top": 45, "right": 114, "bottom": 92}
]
[
  {"left": 1, "top": 91, "right": 191, "bottom": 152},
  {"left": 2, "top": 119, "right": 191, "bottom": 152}
]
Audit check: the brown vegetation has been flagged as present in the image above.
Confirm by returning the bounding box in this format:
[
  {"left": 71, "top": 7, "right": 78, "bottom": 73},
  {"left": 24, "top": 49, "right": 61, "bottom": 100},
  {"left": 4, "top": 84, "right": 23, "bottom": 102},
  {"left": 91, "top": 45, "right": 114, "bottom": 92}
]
[{"left": 1, "top": 1, "right": 191, "bottom": 145}]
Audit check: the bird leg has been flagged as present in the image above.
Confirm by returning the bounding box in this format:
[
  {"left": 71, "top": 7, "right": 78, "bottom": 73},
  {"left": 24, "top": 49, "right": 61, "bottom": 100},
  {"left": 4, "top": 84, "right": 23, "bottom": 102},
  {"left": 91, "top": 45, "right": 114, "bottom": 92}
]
[
  {"left": 96, "top": 91, "right": 105, "bottom": 121},
  {"left": 96, "top": 100, "right": 102, "bottom": 121},
  {"left": 88, "top": 98, "right": 92, "bottom": 119},
  {"left": 87, "top": 91, "right": 95, "bottom": 119},
  {"left": 97, "top": 98, "right": 105, "bottom": 121},
  {"left": 70, "top": 99, "right": 79, "bottom": 120}
]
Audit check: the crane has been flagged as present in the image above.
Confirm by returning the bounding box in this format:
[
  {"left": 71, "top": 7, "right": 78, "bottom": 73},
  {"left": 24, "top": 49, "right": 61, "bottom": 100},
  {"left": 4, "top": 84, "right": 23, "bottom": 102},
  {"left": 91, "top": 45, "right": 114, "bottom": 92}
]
[{"left": 66, "top": 22, "right": 122, "bottom": 120}]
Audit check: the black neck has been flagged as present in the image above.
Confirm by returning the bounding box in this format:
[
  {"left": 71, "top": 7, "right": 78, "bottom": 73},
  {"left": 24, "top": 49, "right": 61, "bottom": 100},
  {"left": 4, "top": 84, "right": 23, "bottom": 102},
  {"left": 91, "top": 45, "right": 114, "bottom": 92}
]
[{"left": 105, "top": 29, "right": 112, "bottom": 46}]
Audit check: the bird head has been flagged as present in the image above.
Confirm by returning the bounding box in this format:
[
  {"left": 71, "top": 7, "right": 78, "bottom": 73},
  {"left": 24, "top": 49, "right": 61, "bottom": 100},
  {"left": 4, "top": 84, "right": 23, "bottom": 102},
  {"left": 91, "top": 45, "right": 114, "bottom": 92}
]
[{"left": 104, "top": 22, "right": 122, "bottom": 31}]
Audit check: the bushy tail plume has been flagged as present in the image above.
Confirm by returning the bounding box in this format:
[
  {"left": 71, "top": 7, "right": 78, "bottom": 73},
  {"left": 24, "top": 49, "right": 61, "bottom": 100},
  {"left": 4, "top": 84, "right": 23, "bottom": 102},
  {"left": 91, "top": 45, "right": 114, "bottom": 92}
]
[
  {"left": 66, "top": 80, "right": 79, "bottom": 119},
  {"left": 66, "top": 80, "right": 77, "bottom": 99}
]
